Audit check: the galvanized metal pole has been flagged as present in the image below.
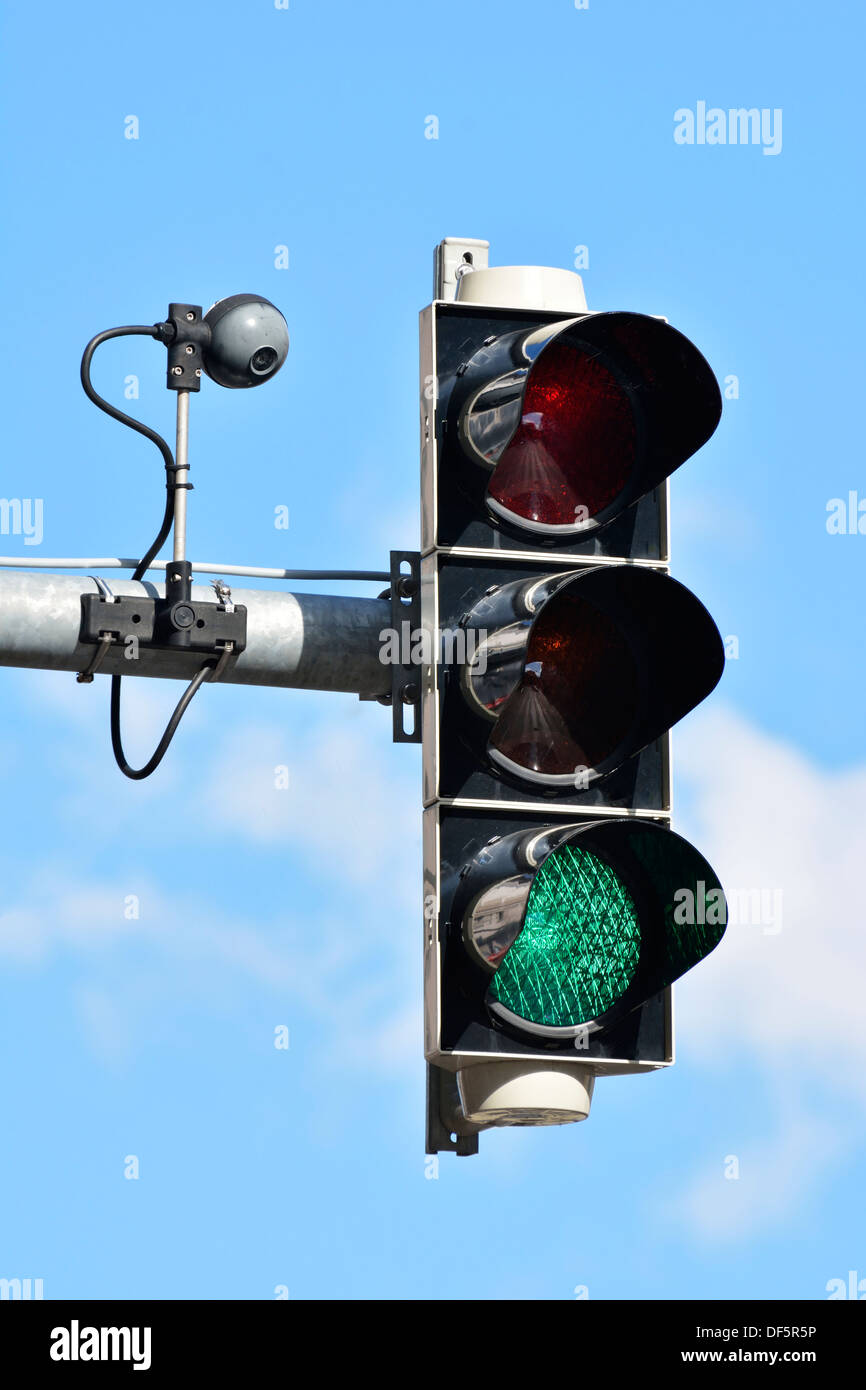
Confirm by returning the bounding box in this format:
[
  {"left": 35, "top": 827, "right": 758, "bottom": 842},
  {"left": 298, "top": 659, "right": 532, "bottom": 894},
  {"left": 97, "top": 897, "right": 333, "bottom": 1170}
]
[{"left": 0, "top": 571, "right": 391, "bottom": 698}]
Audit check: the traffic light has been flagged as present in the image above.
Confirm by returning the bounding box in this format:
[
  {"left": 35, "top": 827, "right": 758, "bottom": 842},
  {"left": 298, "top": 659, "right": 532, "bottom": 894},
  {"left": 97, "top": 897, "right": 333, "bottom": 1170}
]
[{"left": 421, "top": 243, "right": 728, "bottom": 1153}]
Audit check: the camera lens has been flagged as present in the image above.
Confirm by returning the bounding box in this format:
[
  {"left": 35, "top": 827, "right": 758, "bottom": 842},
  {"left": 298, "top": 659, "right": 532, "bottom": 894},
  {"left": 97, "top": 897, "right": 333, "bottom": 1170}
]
[
  {"left": 202, "top": 295, "right": 288, "bottom": 388},
  {"left": 250, "top": 346, "right": 278, "bottom": 376}
]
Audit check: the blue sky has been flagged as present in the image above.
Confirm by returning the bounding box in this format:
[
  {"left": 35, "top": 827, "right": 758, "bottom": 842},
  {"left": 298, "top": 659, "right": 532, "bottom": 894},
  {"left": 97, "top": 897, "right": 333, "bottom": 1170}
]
[{"left": 0, "top": 0, "right": 863, "bottom": 1300}]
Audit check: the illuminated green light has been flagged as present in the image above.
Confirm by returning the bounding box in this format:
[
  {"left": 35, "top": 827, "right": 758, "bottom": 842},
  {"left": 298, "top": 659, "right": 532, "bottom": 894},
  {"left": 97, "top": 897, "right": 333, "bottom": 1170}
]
[
  {"left": 488, "top": 843, "right": 640, "bottom": 1028},
  {"left": 627, "top": 825, "right": 726, "bottom": 974}
]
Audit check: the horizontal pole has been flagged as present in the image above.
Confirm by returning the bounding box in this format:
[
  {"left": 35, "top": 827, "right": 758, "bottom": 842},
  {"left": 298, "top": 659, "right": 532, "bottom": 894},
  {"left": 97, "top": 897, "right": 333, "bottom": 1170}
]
[
  {"left": 0, "top": 557, "right": 391, "bottom": 582},
  {"left": 0, "top": 570, "right": 392, "bottom": 698}
]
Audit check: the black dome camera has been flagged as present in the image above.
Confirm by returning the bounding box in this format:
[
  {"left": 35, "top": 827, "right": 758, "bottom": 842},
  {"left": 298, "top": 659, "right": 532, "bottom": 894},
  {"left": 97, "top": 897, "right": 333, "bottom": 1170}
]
[{"left": 202, "top": 294, "right": 289, "bottom": 389}]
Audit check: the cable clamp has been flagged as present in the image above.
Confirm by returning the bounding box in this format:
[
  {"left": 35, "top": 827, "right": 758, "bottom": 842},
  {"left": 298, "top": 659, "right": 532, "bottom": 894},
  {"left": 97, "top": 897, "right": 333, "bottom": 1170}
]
[
  {"left": 206, "top": 642, "right": 235, "bottom": 683},
  {"left": 163, "top": 463, "right": 194, "bottom": 491},
  {"left": 77, "top": 632, "right": 114, "bottom": 683}
]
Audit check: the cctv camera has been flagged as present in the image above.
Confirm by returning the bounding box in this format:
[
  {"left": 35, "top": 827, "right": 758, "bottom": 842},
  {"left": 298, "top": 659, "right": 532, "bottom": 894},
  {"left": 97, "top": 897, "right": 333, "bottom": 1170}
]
[{"left": 202, "top": 295, "right": 289, "bottom": 389}]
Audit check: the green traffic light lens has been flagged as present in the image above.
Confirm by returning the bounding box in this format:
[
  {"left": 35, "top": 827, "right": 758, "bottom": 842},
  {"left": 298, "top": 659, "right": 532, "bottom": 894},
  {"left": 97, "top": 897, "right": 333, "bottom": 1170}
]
[
  {"left": 488, "top": 843, "right": 640, "bottom": 1028},
  {"left": 482, "top": 822, "right": 727, "bottom": 1038},
  {"left": 627, "top": 823, "right": 727, "bottom": 978}
]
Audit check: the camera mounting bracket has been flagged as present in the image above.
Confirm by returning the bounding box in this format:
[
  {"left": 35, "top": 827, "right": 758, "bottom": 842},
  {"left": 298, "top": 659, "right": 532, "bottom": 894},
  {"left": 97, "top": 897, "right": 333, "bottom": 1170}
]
[
  {"left": 154, "top": 303, "right": 210, "bottom": 392},
  {"left": 79, "top": 587, "right": 247, "bottom": 662}
]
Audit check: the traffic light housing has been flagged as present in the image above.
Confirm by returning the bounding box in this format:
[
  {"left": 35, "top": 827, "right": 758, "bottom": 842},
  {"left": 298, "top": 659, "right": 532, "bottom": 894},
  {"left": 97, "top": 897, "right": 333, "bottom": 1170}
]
[{"left": 421, "top": 247, "right": 728, "bottom": 1153}]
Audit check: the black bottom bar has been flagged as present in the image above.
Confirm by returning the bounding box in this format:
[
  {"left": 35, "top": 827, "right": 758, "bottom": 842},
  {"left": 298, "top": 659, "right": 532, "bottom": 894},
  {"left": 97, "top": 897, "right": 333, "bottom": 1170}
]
[{"left": 0, "top": 1298, "right": 860, "bottom": 1374}]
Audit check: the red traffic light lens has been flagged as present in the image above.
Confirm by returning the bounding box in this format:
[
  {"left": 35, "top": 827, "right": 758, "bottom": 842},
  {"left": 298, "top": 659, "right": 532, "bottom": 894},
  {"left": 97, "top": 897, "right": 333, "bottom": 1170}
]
[
  {"left": 484, "top": 566, "right": 724, "bottom": 789},
  {"left": 455, "top": 312, "right": 722, "bottom": 541},
  {"left": 487, "top": 341, "right": 636, "bottom": 532},
  {"left": 488, "top": 587, "right": 639, "bottom": 779}
]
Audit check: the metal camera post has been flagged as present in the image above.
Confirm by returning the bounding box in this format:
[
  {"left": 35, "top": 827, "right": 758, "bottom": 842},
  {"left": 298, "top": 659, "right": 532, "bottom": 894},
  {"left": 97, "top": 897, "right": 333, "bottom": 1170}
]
[
  {"left": 148, "top": 304, "right": 246, "bottom": 660},
  {"left": 161, "top": 302, "right": 204, "bottom": 620}
]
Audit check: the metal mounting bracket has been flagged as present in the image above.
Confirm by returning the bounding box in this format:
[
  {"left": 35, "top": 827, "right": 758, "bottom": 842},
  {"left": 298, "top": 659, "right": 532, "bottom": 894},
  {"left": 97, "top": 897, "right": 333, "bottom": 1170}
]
[
  {"left": 161, "top": 302, "right": 207, "bottom": 392},
  {"left": 79, "top": 592, "right": 247, "bottom": 659},
  {"left": 433, "top": 238, "right": 490, "bottom": 301},
  {"left": 426, "top": 1064, "right": 480, "bottom": 1156},
  {"left": 389, "top": 550, "right": 422, "bottom": 743}
]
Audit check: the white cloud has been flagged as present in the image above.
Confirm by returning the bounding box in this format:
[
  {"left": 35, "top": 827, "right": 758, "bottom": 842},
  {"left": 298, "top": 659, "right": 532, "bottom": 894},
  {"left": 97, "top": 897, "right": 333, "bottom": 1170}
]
[
  {"left": 0, "top": 907, "right": 45, "bottom": 964},
  {"left": 0, "top": 869, "right": 417, "bottom": 1077},
  {"left": 10, "top": 666, "right": 200, "bottom": 804},
  {"left": 666, "top": 704, "right": 866, "bottom": 1237},
  {"left": 76, "top": 985, "right": 132, "bottom": 1069},
  {"left": 196, "top": 718, "right": 419, "bottom": 905},
  {"left": 666, "top": 1113, "right": 847, "bottom": 1244},
  {"left": 0, "top": 704, "right": 421, "bottom": 1078}
]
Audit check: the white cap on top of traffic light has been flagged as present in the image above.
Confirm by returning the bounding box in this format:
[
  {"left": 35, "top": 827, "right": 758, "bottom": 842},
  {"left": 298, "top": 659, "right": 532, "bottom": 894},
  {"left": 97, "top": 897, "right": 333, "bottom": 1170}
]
[{"left": 456, "top": 263, "right": 588, "bottom": 313}]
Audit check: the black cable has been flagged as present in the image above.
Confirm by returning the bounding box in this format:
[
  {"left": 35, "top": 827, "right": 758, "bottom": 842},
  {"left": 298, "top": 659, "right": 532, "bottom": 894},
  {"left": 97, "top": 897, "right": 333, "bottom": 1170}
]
[
  {"left": 131, "top": 492, "right": 175, "bottom": 583},
  {"left": 80, "top": 325, "right": 171, "bottom": 460},
  {"left": 110, "top": 659, "right": 215, "bottom": 780},
  {"left": 81, "top": 323, "right": 205, "bottom": 779},
  {"left": 79, "top": 325, "right": 176, "bottom": 581}
]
